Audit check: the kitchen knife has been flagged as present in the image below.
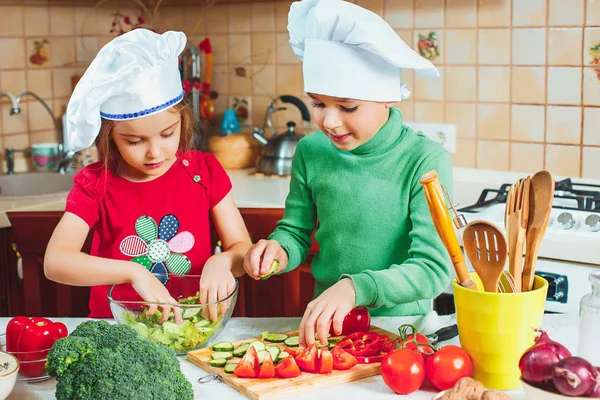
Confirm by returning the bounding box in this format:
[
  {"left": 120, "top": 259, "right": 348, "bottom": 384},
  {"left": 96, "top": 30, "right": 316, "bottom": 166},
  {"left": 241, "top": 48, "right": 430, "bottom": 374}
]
[{"left": 426, "top": 324, "right": 459, "bottom": 345}]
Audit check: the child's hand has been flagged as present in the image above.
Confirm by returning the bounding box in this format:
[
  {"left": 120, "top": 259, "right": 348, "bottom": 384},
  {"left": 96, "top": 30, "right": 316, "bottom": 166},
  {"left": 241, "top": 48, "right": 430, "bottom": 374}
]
[
  {"left": 129, "top": 264, "right": 183, "bottom": 324},
  {"left": 299, "top": 278, "right": 357, "bottom": 348},
  {"left": 199, "top": 254, "right": 237, "bottom": 322},
  {"left": 243, "top": 239, "right": 288, "bottom": 280}
]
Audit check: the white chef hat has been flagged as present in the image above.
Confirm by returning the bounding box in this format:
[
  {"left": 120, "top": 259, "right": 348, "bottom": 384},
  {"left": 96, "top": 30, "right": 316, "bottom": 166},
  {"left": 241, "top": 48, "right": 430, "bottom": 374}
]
[
  {"left": 66, "top": 29, "right": 187, "bottom": 152},
  {"left": 288, "top": 0, "right": 439, "bottom": 102}
]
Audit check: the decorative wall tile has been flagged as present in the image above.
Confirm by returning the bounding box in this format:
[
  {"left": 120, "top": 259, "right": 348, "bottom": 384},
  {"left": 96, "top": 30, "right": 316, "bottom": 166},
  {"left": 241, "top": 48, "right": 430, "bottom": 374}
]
[
  {"left": 445, "top": 29, "right": 477, "bottom": 64},
  {"left": 583, "top": 107, "right": 600, "bottom": 146},
  {"left": 415, "top": 31, "right": 442, "bottom": 64},
  {"left": 545, "top": 145, "right": 581, "bottom": 177},
  {"left": 478, "top": 0, "right": 511, "bottom": 27},
  {"left": 445, "top": 66, "right": 476, "bottom": 101},
  {"left": 584, "top": 28, "right": 600, "bottom": 67},
  {"left": 445, "top": 102, "right": 476, "bottom": 139},
  {"left": 453, "top": 138, "right": 476, "bottom": 167},
  {"left": 478, "top": 67, "right": 510, "bottom": 103},
  {"left": 548, "top": 28, "right": 583, "bottom": 66},
  {"left": 477, "top": 103, "right": 510, "bottom": 140},
  {"left": 583, "top": 67, "right": 600, "bottom": 105},
  {"left": 26, "top": 38, "right": 50, "bottom": 67},
  {"left": 445, "top": 0, "right": 477, "bottom": 28},
  {"left": 24, "top": 6, "right": 48, "bottom": 37},
  {"left": 512, "top": 67, "right": 546, "bottom": 104},
  {"left": 582, "top": 147, "right": 600, "bottom": 180},
  {"left": 384, "top": 0, "right": 413, "bottom": 28},
  {"left": 547, "top": 67, "right": 582, "bottom": 105},
  {"left": 511, "top": 105, "right": 545, "bottom": 142},
  {"left": 510, "top": 143, "right": 544, "bottom": 173},
  {"left": 478, "top": 29, "right": 510, "bottom": 65},
  {"left": 548, "top": 0, "right": 584, "bottom": 26},
  {"left": 414, "top": 0, "right": 444, "bottom": 28},
  {"left": 546, "top": 106, "right": 582, "bottom": 144},
  {"left": 477, "top": 140, "right": 509, "bottom": 171},
  {"left": 512, "top": 0, "right": 547, "bottom": 27},
  {"left": 512, "top": 28, "right": 547, "bottom": 66},
  {"left": 414, "top": 67, "right": 444, "bottom": 101}
]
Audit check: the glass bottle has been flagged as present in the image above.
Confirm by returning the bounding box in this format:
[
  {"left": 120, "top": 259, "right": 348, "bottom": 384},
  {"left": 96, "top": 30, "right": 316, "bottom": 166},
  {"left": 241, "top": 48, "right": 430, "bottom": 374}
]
[
  {"left": 578, "top": 270, "right": 600, "bottom": 366},
  {"left": 221, "top": 109, "right": 240, "bottom": 135}
]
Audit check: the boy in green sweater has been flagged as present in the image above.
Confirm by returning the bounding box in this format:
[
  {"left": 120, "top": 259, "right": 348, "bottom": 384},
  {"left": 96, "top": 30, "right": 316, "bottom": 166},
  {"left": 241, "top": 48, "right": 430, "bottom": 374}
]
[{"left": 244, "top": 0, "right": 453, "bottom": 347}]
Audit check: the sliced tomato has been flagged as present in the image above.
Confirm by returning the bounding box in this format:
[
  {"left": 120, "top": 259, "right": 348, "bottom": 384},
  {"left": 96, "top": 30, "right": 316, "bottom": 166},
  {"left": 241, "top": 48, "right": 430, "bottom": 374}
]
[
  {"left": 355, "top": 354, "right": 385, "bottom": 364},
  {"left": 258, "top": 352, "right": 275, "bottom": 379},
  {"left": 316, "top": 348, "right": 333, "bottom": 374},
  {"left": 331, "top": 345, "right": 358, "bottom": 370},
  {"left": 275, "top": 356, "right": 302, "bottom": 378},
  {"left": 284, "top": 347, "right": 298, "bottom": 358},
  {"left": 295, "top": 343, "right": 318, "bottom": 373},
  {"left": 234, "top": 346, "right": 260, "bottom": 378}
]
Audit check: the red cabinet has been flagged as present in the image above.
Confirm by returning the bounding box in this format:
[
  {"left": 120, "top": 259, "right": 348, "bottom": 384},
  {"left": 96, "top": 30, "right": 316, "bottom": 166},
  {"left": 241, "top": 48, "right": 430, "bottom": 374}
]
[{"left": 4, "top": 208, "right": 316, "bottom": 318}]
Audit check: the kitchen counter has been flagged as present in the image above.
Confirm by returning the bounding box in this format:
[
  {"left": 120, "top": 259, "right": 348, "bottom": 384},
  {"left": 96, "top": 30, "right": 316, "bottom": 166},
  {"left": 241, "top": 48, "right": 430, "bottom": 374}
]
[
  {"left": 3, "top": 314, "right": 578, "bottom": 400},
  {"left": 3, "top": 166, "right": 600, "bottom": 229}
]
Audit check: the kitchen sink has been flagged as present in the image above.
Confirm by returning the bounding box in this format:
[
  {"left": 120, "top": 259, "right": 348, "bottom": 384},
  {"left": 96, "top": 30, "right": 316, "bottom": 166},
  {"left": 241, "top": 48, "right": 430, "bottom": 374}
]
[{"left": 0, "top": 173, "right": 75, "bottom": 197}]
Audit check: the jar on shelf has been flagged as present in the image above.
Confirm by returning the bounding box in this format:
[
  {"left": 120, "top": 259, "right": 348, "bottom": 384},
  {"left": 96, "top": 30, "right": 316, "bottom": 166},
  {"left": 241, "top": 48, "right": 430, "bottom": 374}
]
[{"left": 578, "top": 270, "right": 600, "bottom": 366}]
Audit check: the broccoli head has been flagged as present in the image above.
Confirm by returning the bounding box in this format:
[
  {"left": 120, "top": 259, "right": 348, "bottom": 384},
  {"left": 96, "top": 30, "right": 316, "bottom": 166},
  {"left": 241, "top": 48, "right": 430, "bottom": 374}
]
[{"left": 46, "top": 320, "right": 193, "bottom": 400}]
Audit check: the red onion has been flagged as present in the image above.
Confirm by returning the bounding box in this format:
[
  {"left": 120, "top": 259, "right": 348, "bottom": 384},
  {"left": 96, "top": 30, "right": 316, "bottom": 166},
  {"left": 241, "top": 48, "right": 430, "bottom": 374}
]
[
  {"left": 519, "top": 329, "right": 572, "bottom": 385},
  {"left": 552, "top": 357, "right": 598, "bottom": 397},
  {"left": 589, "top": 368, "right": 600, "bottom": 398}
]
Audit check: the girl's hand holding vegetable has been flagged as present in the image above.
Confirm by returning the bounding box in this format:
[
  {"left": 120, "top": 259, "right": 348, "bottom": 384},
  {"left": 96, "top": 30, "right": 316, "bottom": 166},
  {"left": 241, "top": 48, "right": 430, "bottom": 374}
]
[
  {"left": 299, "top": 278, "right": 356, "bottom": 348},
  {"left": 243, "top": 239, "right": 288, "bottom": 280},
  {"left": 199, "top": 254, "right": 237, "bottom": 321},
  {"left": 129, "top": 263, "right": 183, "bottom": 324}
]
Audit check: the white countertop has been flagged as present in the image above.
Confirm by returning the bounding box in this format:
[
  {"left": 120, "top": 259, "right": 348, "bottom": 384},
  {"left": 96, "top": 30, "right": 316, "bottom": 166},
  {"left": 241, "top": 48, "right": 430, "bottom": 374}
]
[{"left": 3, "top": 314, "right": 579, "bottom": 400}]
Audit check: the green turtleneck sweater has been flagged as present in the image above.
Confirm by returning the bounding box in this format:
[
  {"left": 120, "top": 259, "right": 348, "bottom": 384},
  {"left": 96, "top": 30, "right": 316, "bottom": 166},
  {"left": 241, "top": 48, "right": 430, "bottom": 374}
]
[{"left": 268, "top": 107, "right": 453, "bottom": 316}]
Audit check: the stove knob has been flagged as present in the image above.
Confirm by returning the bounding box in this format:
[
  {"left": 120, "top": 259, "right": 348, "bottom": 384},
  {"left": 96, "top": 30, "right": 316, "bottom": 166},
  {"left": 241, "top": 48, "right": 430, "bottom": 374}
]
[
  {"left": 585, "top": 214, "right": 600, "bottom": 232},
  {"left": 557, "top": 212, "right": 575, "bottom": 230}
]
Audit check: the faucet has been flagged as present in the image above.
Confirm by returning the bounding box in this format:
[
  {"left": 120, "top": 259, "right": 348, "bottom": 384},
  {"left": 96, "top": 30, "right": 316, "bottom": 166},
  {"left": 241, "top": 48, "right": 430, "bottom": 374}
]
[
  {"left": 4, "top": 148, "right": 28, "bottom": 175},
  {"left": 2, "top": 90, "right": 74, "bottom": 174}
]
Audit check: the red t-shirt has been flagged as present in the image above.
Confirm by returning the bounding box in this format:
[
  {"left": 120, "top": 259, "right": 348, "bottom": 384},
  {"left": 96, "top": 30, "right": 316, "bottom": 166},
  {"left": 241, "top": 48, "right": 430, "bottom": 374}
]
[{"left": 65, "top": 151, "right": 232, "bottom": 318}]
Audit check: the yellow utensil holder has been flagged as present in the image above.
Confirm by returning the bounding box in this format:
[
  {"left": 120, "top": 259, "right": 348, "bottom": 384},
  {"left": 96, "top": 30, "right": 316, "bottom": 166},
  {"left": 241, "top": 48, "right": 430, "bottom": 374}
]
[{"left": 453, "top": 273, "right": 548, "bottom": 390}]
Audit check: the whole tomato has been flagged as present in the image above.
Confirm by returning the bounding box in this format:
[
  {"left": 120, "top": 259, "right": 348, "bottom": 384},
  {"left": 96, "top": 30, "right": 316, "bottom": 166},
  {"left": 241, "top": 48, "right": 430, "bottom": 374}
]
[
  {"left": 329, "top": 306, "right": 370, "bottom": 336},
  {"left": 381, "top": 349, "right": 426, "bottom": 395},
  {"left": 425, "top": 345, "right": 473, "bottom": 391}
]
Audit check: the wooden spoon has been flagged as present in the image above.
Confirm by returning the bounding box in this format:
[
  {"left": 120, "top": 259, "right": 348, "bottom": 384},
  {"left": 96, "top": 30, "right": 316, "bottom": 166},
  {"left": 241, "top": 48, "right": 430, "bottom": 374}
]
[
  {"left": 463, "top": 220, "right": 508, "bottom": 293},
  {"left": 522, "top": 171, "right": 555, "bottom": 291}
]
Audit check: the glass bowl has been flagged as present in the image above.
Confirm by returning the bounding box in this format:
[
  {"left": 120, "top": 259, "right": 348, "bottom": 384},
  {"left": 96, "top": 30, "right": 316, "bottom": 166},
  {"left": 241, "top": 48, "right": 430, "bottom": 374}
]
[
  {"left": 0, "top": 333, "right": 52, "bottom": 383},
  {"left": 108, "top": 274, "right": 238, "bottom": 356}
]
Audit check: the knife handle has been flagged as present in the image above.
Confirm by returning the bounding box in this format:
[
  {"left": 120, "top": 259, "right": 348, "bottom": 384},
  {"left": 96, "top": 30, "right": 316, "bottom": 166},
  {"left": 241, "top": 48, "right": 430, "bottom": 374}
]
[{"left": 421, "top": 170, "right": 477, "bottom": 290}]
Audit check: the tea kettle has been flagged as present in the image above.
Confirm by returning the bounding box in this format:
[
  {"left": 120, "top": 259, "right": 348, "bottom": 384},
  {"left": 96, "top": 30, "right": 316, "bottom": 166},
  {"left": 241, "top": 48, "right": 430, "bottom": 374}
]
[{"left": 253, "top": 95, "right": 311, "bottom": 176}]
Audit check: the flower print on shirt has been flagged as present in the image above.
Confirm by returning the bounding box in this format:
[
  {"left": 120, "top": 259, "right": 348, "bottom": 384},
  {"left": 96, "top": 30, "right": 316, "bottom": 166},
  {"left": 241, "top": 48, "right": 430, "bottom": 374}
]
[{"left": 119, "top": 214, "right": 194, "bottom": 284}]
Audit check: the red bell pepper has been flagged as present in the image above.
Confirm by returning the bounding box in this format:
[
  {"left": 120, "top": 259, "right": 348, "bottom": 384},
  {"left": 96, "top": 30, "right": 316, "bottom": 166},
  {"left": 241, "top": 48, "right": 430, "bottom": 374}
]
[
  {"left": 336, "top": 332, "right": 385, "bottom": 357},
  {"left": 6, "top": 316, "right": 68, "bottom": 378}
]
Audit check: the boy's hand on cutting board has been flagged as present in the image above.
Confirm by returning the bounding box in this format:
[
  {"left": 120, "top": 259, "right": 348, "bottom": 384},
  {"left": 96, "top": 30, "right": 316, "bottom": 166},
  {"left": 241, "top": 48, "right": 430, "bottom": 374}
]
[
  {"left": 199, "top": 255, "right": 237, "bottom": 321},
  {"left": 243, "top": 239, "right": 288, "bottom": 280},
  {"left": 299, "top": 278, "right": 356, "bottom": 348}
]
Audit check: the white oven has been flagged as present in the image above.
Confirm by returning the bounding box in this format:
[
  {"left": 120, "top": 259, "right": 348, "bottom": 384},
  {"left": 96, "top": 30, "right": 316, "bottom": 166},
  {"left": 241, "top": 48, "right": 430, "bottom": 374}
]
[{"left": 440, "top": 177, "right": 600, "bottom": 315}]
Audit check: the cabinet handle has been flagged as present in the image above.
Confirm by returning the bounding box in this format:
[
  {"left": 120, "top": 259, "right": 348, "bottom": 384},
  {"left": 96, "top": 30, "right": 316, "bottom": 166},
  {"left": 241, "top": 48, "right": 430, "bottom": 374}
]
[
  {"left": 11, "top": 243, "right": 23, "bottom": 280},
  {"left": 11, "top": 243, "right": 21, "bottom": 258}
]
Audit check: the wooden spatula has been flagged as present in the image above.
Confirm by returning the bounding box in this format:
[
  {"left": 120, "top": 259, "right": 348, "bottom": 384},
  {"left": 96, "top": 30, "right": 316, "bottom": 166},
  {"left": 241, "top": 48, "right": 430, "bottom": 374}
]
[
  {"left": 504, "top": 176, "right": 531, "bottom": 293},
  {"left": 522, "top": 171, "right": 554, "bottom": 291},
  {"left": 463, "top": 220, "right": 508, "bottom": 293}
]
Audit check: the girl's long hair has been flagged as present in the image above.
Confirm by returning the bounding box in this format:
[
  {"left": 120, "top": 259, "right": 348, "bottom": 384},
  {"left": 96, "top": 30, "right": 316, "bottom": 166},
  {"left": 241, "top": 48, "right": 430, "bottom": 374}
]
[{"left": 95, "top": 100, "right": 198, "bottom": 176}]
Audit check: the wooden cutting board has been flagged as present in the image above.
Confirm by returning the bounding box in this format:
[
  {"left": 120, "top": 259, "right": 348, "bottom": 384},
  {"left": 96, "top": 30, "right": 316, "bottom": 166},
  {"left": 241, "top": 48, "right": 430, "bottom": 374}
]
[{"left": 187, "top": 326, "right": 399, "bottom": 400}]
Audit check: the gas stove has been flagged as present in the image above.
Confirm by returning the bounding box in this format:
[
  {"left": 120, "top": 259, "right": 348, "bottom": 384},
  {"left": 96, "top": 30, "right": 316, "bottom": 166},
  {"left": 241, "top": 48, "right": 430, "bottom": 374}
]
[{"left": 446, "top": 178, "right": 600, "bottom": 314}]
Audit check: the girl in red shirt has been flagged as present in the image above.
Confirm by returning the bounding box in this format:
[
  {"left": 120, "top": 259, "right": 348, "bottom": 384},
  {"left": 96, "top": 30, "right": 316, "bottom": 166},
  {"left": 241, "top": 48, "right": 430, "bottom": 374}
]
[{"left": 44, "top": 29, "right": 251, "bottom": 321}]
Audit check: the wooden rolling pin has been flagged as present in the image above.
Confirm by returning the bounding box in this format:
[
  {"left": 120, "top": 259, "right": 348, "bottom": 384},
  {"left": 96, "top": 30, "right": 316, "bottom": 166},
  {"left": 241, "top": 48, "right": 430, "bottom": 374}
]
[{"left": 420, "top": 170, "right": 477, "bottom": 291}]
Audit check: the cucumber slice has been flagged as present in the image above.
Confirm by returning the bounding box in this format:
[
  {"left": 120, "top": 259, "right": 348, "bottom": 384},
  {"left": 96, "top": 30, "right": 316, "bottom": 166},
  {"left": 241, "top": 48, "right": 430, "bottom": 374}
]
[
  {"left": 224, "top": 363, "right": 237, "bottom": 374},
  {"left": 211, "top": 351, "right": 233, "bottom": 360},
  {"left": 182, "top": 307, "right": 201, "bottom": 319},
  {"left": 283, "top": 336, "right": 299, "bottom": 347},
  {"left": 276, "top": 351, "right": 290, "bottom": 363},
  {"left": 256, "top": 349, "right": 268, "bottom": 364},
  {"left": 328, "top": 336, "right": 345, "bottom": 345},
  {"left": 195, "top": 319, "right": 211, "bottom": 328},
  {"left": 232, "top": 342, "right": 250, "bottom": 357},
  {"left": 212, "top": 341, "right": 234, "bottom": 352},
  {"left": 249, "top": 340, "right": 266, "bottom": 352},
  {"left": 259, "top": 259, "right": 280, "bottom": 280},
  {"left": 198, "top": 327, "right": 214, "bottom": 333},
  {"left": 266, "top": 346, "right": 281, "bottom": 361},
  {"left": 226, "top": 359, "right": 240, "bottom": 365},
  {"left": 209, "top": 358, "right": 227, "bottom": 368},
  {"left": 261, "top": 331, "right": 289, "bottom": 343}
]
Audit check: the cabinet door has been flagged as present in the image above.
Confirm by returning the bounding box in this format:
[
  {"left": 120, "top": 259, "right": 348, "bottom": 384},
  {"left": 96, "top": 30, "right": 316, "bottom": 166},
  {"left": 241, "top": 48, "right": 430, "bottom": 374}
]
[{"left": 238, "top": 208, "right": 316, "bottom": 317}]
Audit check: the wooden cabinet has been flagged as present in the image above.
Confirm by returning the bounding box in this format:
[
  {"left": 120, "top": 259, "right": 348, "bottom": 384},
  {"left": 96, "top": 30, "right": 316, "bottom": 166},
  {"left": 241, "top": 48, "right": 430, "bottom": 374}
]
[{"left": 4, "top": 208, "right": 316, "bottom": 318}]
